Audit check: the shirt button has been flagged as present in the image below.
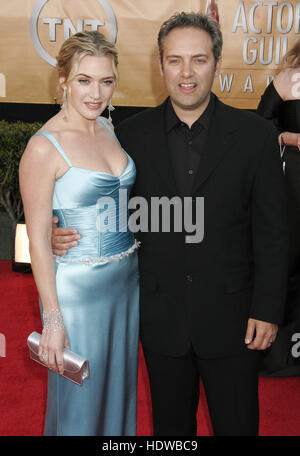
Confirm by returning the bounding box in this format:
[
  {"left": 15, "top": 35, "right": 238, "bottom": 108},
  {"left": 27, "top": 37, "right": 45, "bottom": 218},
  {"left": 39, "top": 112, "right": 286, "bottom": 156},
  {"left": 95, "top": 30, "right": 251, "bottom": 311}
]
[
  {"left": 186, "top": 275, "right": 193, "bottom": 282},
  {"left": 188, "top": 169, "right": 194, "bottom": 175},
  {"left": 188, "top": 140, "right": 193, "bottom": 145}
]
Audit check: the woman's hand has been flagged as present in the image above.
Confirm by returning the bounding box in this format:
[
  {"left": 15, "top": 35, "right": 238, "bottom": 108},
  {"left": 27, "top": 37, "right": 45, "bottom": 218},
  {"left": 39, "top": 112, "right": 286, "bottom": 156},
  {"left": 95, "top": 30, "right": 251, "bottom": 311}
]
[
  {"left": 279, "top": 131, "right": 300, "bottom": 150},
  {"left": 38, "top": 328, "right": 70, "bottom": 375}
]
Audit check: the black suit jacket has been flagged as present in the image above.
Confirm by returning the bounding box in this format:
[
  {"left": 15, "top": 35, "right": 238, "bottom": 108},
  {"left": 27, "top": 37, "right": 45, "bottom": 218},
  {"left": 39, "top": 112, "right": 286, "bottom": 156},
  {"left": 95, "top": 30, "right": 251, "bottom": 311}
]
[{"left": 115, "top": 94, "right": 288, "bottom": 358}]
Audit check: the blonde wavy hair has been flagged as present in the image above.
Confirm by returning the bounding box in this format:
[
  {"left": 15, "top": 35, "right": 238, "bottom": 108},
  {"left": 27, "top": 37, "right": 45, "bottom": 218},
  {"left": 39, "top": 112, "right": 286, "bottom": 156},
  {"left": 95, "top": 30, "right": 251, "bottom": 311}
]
[{"left": 56, "top": 31, "right": 118, "bottom": 89}]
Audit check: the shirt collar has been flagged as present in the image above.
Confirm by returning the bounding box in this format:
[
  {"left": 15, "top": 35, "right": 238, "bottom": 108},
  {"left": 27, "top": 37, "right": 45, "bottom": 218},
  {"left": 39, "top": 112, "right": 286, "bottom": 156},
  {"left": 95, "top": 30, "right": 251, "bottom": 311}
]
[{"left": 165, "top": 92, "right": 216, "bottom": 133}]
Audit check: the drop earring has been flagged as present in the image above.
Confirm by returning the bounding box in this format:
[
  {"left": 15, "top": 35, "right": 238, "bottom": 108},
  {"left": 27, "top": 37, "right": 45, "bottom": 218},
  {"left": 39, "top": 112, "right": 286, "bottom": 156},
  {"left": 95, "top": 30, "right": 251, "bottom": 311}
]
[
  {"left": 61, "top": 87, "right": 66, "bottom": 109},
  {"left": 107, "top": 100, "right": 115, "bottom": 123},
  {"left": 61, "top": 87, "right": 68, "bottom": 121}
]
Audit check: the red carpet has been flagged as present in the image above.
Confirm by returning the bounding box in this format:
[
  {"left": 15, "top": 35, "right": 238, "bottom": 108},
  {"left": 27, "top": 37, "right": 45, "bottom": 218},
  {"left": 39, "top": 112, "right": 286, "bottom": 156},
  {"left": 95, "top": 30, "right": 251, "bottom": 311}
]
[{"left": 0, "top": 259, "right": 300, "bottom": 436}]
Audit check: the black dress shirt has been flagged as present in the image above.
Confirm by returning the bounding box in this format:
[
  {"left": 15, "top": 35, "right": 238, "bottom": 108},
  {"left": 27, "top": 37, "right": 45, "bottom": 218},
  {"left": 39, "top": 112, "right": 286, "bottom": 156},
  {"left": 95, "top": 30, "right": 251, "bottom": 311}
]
[{"left": 165, "top": 93, "right": 216, "bottom": 196}]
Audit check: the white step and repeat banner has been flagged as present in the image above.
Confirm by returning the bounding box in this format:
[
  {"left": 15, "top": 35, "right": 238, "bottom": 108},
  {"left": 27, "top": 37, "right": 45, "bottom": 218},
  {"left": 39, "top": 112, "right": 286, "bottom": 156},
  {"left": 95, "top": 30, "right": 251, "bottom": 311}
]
[{"left": 0, "top": 0, "right": 299, "bottom": 109}]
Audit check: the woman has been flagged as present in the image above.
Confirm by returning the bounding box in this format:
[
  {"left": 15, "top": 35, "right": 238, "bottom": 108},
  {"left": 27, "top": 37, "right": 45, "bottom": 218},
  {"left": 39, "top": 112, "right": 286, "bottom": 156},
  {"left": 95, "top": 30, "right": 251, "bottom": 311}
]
[
  {"left": 257, "top": 41, "right": 300, "bottom": 376},
  {"left": 19, "top": 31, "right": 139, "bottom": 435}
]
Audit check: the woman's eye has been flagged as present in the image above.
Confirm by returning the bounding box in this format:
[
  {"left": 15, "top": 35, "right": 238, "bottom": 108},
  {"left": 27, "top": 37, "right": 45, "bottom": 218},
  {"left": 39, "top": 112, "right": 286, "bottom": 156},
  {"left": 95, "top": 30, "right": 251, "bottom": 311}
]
[
  {"left": 103, "top": 80, "right": 113, "bottom": 85},
  {"left": 79, "top": 79, "right": 89, "bottom": 84}
]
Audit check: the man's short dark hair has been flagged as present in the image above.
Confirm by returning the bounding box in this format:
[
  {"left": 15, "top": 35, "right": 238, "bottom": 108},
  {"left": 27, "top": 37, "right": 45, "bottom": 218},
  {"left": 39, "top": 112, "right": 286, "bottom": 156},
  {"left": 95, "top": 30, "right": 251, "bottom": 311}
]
[{"left": 158, "top": 12, "right": 223, "bottom": 65}]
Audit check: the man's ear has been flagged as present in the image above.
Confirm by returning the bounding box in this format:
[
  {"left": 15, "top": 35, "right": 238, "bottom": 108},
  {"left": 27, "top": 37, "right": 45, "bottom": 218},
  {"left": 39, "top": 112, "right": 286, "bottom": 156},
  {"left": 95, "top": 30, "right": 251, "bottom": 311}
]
[
  {"left": 158, "top": 56, "right": 164, "bottom": 77},
  {"left": 215, "top": 57, "right": 222, "bottom": 76}
]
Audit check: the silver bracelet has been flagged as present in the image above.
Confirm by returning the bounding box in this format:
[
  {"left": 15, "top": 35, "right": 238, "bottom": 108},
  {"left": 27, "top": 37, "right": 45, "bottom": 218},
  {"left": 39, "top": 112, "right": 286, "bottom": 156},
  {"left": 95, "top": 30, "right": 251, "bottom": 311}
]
[{"left": 42, "top": 309, "right": 65, "bottom": 333}]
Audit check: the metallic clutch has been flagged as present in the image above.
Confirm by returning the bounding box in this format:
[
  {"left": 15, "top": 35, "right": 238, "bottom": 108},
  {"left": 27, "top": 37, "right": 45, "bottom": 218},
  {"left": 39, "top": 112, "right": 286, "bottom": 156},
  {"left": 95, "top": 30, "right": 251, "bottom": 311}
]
[{"left": 27, "top": 331, "right": 90, "bottom": 386}]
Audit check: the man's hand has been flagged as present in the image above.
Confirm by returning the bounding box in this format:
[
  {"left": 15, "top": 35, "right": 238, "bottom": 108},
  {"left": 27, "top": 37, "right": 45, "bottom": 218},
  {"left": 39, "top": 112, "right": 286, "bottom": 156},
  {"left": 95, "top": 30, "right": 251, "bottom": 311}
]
[
  {"left": 245, "top": 318, "right": 278, "bottom": 350},
  {"left": 51, "top": 216, "right": 80, "bottom": 256}
]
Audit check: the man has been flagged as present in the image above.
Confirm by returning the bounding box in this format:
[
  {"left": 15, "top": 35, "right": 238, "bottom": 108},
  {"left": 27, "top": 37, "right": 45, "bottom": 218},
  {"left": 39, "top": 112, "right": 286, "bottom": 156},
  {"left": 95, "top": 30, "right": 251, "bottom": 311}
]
[{"left": 52, "top": 13, "right": 288, "bottom": 435}]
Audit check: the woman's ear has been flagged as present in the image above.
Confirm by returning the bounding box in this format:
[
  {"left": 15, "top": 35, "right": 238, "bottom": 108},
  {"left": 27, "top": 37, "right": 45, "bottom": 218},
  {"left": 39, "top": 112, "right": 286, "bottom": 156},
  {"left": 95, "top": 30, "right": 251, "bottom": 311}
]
[{"left": 59, "top": 77, "right": 66, "bottom": 89}]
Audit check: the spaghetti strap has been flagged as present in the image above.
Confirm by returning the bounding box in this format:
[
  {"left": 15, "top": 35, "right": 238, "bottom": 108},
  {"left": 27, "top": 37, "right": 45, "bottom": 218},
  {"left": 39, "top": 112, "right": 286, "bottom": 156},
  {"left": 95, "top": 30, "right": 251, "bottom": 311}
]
[
  {"left": 34, "top": 131, "right": 73, "bottom": 167},
  {"left": 98, "top": 117, "right": 121, "bottom": 145}
]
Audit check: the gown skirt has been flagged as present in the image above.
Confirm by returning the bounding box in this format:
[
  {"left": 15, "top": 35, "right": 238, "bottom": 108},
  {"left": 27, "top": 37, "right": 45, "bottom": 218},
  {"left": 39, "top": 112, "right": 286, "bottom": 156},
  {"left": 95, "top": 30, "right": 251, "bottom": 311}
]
[{"left": 44, "top": 254, "right": 139, "bottom": 436}]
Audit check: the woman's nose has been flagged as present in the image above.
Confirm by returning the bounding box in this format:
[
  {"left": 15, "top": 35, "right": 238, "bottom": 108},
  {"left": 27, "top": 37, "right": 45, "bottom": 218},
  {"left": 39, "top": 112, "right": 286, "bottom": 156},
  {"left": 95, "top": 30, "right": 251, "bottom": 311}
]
[{"left": 90, "top": 82, "right": 101, "bottom": 99}]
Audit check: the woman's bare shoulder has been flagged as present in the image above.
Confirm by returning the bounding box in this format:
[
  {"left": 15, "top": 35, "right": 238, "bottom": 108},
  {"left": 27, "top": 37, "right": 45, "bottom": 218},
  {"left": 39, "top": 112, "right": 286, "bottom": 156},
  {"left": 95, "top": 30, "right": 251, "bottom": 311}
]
[
  {"left": 22, "top": 115, "right": 63, "bottom": 165},
  {"left": 38, "top": 112, "right": 66, "bottom": 135},
  {"left": 99, "top": 116, "right": 115, "bottom": 130}
]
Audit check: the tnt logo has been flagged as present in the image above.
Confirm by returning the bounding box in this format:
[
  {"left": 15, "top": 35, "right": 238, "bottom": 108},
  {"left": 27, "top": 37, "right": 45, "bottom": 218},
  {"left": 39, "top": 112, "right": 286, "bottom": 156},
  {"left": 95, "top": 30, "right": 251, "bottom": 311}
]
[
  {"left": 0, "top": 333, "right": 6, "bottom": 358},
  {"left": 0, "top": 73, "right": 6, "bottom": 97},
  {"left": 30, "top": 0, "right": 118, "bottom": 67}
]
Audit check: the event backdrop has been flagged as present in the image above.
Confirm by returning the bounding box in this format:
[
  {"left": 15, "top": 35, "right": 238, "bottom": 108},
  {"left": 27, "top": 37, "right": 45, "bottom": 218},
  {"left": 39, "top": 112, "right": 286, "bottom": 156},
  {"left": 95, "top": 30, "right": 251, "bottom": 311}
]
[{"left": 0, "top": 0, "right": 299, "bottom": 109}]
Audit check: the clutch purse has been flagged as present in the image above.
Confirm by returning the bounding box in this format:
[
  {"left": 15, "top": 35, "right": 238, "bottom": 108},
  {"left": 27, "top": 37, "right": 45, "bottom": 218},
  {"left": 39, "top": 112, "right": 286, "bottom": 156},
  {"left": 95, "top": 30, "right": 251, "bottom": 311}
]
[{"left": 27, "top": 331, "right": 90, "bottom": 386}]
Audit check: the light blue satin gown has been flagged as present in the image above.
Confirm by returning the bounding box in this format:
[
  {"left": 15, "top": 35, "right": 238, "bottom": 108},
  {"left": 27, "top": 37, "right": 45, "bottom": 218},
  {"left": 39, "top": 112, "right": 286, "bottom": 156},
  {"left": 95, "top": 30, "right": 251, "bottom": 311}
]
[{"left": 35, "top": 118, "right": 139, "bottom": 436}]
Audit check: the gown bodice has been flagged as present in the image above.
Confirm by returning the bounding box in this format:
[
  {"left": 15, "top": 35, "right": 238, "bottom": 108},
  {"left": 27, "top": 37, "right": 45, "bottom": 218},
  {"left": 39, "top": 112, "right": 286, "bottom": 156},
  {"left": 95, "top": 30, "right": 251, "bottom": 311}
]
[{"left": 35, "top": 118, "right": 136, "bottom": 259}]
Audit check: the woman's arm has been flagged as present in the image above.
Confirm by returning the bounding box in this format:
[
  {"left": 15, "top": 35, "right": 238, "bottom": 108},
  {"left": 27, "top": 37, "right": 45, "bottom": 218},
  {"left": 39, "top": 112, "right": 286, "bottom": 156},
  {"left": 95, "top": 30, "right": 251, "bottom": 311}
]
[{"left": 19, "top": 135, "right": 69, "bottom": 374}]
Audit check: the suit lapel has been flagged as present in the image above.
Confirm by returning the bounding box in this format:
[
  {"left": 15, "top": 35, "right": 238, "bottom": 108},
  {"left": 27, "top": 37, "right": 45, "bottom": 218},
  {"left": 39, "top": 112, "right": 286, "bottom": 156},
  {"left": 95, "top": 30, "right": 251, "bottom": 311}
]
[
  {"left": 191, "top": 97, "right": 238, "bottom": 195},
  {"left": 142, "top": 100, "right": 178, "bottom": 195}
]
